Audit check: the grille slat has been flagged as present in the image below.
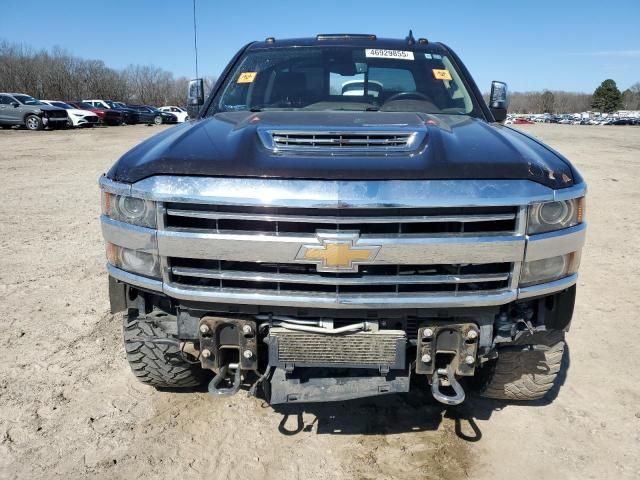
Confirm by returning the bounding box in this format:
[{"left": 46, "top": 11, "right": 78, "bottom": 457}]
[
  {"left": 171, "top": 266, "right": 509, "bottom": 285},
  {"left": 169, "top": 259, "right": 511, "bottom": 294},
  {"left": 165, "top": 204, "right": 518, "bottom": 235},
  {"left": 166, "top": 208, "right": 515, "bottom": 225}
]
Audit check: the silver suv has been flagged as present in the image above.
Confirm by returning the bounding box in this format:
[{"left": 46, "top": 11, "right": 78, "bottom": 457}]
[{"left": 0, "top": 93, "right": 68, "bottom": 130}]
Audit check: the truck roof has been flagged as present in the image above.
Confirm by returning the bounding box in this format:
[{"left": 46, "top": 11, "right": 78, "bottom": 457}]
[{"left": 247, "top": 35, "right": 447, "bottom": 52}]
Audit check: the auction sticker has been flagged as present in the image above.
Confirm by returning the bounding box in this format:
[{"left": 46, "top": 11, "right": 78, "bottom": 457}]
[
  {"left": 432, "top": 69, "right": 452, "bottom": 81},
  {"left": 237, "top": 72, "right": 257, "bottom": 83},
  {"left": 365, "top": 49, "right": 414, "bottom": 60}
]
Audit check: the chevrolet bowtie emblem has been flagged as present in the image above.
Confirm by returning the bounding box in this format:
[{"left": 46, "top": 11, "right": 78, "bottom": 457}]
[{"left": 296, "top": 231, "right": 380, "bottom": 273}]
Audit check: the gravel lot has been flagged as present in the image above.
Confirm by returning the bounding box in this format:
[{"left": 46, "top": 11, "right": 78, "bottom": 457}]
[{"left": 1, "top": 123, "right": 639, "bottom": 480}]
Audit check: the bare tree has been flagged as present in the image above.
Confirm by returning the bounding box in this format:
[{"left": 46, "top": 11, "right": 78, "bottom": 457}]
[{"left": 0, "top": 39, "right": 216, "bottom": 106}]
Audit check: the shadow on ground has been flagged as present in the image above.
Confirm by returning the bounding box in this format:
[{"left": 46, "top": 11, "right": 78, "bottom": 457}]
[{"left": 270, "top": 344, "right": 570, "bottom": 440}]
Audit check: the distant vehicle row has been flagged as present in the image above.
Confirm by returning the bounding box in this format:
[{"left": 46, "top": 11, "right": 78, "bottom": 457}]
[
  {"left": 0, "top": 93, "right": 189, "bottom": 130},
  {"left": 506, "top": 114, "right": 640, "bottom": 126}
]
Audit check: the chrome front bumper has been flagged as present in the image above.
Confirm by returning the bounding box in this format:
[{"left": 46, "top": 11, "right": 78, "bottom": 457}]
[{"left": 101, "top": 176, "right": 586, "bottom": 309}]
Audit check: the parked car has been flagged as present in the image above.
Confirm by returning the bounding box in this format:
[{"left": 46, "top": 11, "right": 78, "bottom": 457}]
[
  {"left": 610, "top": 118, "right": 632, "bottom": 125},
  {"left": 511, "top": 117, "right": 534, "bottom": 125},
  {"left": 146, "top": 106, "right": 178, "bottom": 124},
  {"left": 41, "top": 100, "right": 99, "bottom": 128},
  {"left": 0, "top": 93, "right": 68, "bottom": 130},
  {"left": 159, "top": 106, "right": 190, "bottom": 122},
  {"left": 128, "top": 105, "right": 176, "bottom": 124},
  {"left": 104, "top": 101, "right": 140, "bottom": 125},
  {"left": 69, "top": 101, "right": 124, "bottom": 125}
]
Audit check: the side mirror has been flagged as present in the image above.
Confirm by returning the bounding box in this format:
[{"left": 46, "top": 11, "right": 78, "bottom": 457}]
[
  {"left": 11, "top": 102, "right": 19, "bottom": 108},
  {"left": 489, "top": 81, "right": 508, "bottom": 123},
  {"left": 187, "top": 78, "right": 204, "bottom": 107}
]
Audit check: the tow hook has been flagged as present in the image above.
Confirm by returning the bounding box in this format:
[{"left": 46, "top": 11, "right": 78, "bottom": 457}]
[
  {"left": 208, "top": 363, "right": 242, "bottom": 396},
  {"left": 431, "top": 362, "right": 466, "bottom": 406}
]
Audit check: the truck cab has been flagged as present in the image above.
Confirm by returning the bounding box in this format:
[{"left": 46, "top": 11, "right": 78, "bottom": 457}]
[{"left": 100, "top": 34, "right": 586, "bottom": 406}]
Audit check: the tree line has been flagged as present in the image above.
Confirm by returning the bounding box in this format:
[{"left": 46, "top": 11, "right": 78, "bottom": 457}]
[
  {"left": 502, "top": 79, "right": 640, "bottom": 115},
  {"left": 0, "top": 40, "right": 216, "bottom": 106}
]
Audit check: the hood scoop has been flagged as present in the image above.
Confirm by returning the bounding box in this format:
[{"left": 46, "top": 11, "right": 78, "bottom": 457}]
[{"left": 258, "top": 128, "right": 427, "bottom": 155}]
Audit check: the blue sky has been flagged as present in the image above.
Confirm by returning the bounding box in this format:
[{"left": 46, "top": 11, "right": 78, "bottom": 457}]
[{"left": 2, "top": 0, "right": 639, "bottom": 92}]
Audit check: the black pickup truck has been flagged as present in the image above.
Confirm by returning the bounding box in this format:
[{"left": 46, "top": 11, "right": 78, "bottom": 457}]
[{"left": 100, "top": 34, "right": 586, "bottom": 406}]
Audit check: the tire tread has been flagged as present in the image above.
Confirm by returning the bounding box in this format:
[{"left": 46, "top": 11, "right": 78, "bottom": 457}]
[
  {"left": 481, "top": 331, "right": 565, "bottom": 401},
  {"left": 123, "top": 314, "right": 207, "bottom": 388}
]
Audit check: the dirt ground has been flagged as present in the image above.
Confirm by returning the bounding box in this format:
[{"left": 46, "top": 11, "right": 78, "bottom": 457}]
[{"left": 0, "top": 123, "right": 639, "bottom": 480}]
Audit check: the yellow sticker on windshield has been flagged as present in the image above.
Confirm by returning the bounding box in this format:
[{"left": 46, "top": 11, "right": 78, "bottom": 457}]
[
  {"left": 237, "top": 72, "right": 257, "bottom": 84},
  {"left": 432, "top": 69, "right": 452, "bottom": 81}
]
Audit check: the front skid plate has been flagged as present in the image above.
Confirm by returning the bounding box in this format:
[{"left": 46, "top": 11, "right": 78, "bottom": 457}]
[{"left": 267, "top": 368, "right": 410, "bottom": 404}]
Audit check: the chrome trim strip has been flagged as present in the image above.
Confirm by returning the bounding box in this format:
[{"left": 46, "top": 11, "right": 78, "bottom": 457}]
[
  {"left": 128, "top": 177, "right": 569, "bottom": 208},
  {"left": 107, "top": 264, "right": 163, "bottom": 292},
  {"left": 165, "top": 209, "right": 516, "bottom": 224},
  {"left": 101, "top": 215, "right": 157, "bottom": 252},
  {"left": 509, "top": 205, "right": 528, "bottom": 289},
  {"left": 99, "top": 175, "right": 131, "bottom": 196},
  {"left": 157, "top": 231, "right": 525, "bottom": 264},
  {"left": 525, "top": 223, "right": 586, "bottom": 262},
  {"left": 108, "top": 264, "right": 576, "bottom": 308},
  {"left": 157, "top": 204, "right": 171, "bottom": 284},
  {"left": 170, "top": 266, "right": 510, "bottom": 285},
  {"left": 554, "top": 183, "right": 587, "bottom": 201},
  {"left": 163, "top": 282, "right": 517, "bottom": 309},
  {"left": 517, "top": 274, "right": 577, "bottom": 299}
]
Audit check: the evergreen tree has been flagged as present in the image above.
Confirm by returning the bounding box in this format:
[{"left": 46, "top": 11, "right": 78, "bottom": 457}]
[
  {"left": 540, "top": 91, "right": 555, "bottom": 113},
  {"left": 591, "top": 79, "right": 623, "bottom": 113}
]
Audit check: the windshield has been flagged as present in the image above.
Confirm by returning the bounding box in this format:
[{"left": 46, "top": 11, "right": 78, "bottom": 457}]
[
  {"left": 14, "top": 94, "right": 44, "bottom": 106},
  {"left": 214, "top": 46, "right": 476, "bottom": 115}
]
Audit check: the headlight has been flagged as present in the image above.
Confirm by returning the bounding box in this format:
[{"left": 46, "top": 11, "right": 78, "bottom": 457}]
[
  {"left": 73, "top": 113, "right": 83, "bottom": 117},
  {"left": 527, "top": 197, "right": 585, "bottom": 234},
  {"left": 519, "top": 252, "right": 581, "bottom": 287},
  {"left": 102, "top": 192, "right": 156, "bottom": 228},
  {"left": 107, "top": 243, "right": 160, "bottom": 278}
]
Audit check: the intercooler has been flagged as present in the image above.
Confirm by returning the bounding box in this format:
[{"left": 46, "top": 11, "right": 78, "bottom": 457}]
[{"left": 267, "top": 327, "right": 406, "bottom": 371}]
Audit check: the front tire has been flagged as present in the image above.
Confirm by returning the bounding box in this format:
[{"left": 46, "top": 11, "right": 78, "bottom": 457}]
[
  {"left": 25, "top": 114, "right": 43, "bottom": 131},
  {"left": 153, "top": 115, "right": 162, "bottom": 125},
  {"left": 123, "top": 311, "right": 209, "bottom": 388},
  {"left": 480, "top": 330, "right": 565, "bottom": 401}
]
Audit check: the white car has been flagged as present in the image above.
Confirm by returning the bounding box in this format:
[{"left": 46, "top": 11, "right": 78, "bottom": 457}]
[
  {"left": 159, "top": 106, "right": 189, "bottom": 122},
  {"left": 83, "top": 99, "right": 111, "bottom": 110},
  {"left": 41, "top": 100, "right": 100, "bottom": 128}
]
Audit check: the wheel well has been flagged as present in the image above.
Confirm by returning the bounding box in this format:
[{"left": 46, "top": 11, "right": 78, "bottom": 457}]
[{"left": 23, "top": 111, "right": 42, "bottom": 122}]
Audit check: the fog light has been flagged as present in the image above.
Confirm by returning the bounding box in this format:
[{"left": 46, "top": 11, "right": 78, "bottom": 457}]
[
  {"left": 520, "top": 252, "right": 581, "bottom": 287},
  {"left": 106, "top": 243, "right": 160, "bottom": 278}
]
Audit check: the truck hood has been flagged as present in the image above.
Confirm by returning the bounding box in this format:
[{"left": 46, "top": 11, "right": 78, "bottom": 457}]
[{"left": 108, "top": 111, "right": 576, "bottom": 188}]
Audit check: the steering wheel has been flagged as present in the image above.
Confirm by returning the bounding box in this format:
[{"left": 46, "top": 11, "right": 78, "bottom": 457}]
[{"left": 385, "top": 91, "right": 431, "bottom": 103}]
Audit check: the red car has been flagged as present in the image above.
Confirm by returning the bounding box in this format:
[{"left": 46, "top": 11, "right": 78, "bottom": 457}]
[
  {"left": 67, "top": 101, "right": 124, "bottom": 126},
  {"left": 511, "top": 118, "right": 535, "bottom": 125}
]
